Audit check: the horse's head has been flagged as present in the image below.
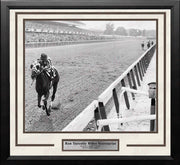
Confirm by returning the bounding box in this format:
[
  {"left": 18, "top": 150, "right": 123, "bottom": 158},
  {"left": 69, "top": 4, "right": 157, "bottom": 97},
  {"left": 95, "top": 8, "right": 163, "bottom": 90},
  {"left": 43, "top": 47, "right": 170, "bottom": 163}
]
[{"left": 30, "top": 61, "right": 41, "bottom": 80}]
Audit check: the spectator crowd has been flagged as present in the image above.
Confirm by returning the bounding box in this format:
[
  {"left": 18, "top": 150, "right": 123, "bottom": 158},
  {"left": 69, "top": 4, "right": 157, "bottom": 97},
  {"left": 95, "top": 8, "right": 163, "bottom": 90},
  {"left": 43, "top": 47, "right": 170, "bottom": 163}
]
[{"left": 25, "top": 21, "right": 107, "bottom": 43}]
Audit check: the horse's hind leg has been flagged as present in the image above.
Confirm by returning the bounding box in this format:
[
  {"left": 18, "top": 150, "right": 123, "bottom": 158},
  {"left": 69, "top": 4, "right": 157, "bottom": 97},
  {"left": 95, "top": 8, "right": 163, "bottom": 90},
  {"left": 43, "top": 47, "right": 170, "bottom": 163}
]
[
  {"left": 38, "top": 94, "right": 42, "bottom": 108},
  {"left": 51, "top": 82, "right": 58, "bottom": 102},
  {"left": 44, "top": 92, "right": 50, "bottom": 116}
]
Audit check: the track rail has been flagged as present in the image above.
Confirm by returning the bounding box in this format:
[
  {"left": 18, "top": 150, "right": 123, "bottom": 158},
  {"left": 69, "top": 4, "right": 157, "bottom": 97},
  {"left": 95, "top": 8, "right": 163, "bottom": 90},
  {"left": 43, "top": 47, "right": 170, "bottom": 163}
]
[{"left": 62, "top": 44, "right": 156, "bottom": 132}]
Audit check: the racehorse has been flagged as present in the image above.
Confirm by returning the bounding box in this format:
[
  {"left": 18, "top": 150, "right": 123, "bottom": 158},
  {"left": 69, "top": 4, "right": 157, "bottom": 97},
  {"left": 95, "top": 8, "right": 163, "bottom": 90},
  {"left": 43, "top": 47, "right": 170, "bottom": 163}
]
[{"left": 30, "top": 61, "right": 59, "bottom": 116}]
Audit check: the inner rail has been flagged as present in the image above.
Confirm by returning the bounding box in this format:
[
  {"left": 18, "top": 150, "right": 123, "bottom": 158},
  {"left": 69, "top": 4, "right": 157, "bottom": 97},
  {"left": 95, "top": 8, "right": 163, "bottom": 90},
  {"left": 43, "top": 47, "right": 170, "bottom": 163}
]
[{"left": 62, "top": 44, "right": 156, "bottom": 132}]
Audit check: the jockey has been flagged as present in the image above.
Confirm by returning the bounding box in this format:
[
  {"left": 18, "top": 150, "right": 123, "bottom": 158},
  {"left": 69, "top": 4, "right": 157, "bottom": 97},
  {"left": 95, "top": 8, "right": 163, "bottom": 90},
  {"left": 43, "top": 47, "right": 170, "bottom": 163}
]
[{"left": 38, "top": 53, "right": 56, "bottom": 79}]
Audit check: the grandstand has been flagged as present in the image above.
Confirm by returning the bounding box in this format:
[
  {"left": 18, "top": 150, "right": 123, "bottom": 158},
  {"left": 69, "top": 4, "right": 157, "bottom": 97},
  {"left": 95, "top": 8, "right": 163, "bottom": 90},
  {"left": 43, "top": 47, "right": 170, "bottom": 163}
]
[{"left": 25, "top": 21, "right": 107, "bottom": 44}]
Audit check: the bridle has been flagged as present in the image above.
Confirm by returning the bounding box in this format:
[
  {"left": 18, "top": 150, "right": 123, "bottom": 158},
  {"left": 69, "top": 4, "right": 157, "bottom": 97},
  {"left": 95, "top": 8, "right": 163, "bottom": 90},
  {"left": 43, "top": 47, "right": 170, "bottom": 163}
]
[
  {"left": 30, "top": 62, "right": 45, "bottom": 85},
  {"left": 31, "top": 62, "right": 46, "bottom": 75}
]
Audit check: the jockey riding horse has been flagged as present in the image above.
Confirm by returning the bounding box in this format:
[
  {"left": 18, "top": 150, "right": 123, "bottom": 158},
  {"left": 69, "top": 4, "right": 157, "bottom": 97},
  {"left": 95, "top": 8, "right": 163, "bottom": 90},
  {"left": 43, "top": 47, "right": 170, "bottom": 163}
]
[
  {"left": 37, "top": 53, "right": 56, "bottom": 81},
  {"left": 30, "top": 53, "right": 59, "bottom": 116}
]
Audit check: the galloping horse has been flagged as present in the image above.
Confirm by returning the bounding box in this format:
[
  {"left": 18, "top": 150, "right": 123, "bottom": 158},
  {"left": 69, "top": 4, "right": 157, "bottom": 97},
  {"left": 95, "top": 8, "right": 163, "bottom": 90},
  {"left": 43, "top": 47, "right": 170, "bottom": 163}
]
[{"left": 30, "top": 61, "right": 59, "bottom": 116}]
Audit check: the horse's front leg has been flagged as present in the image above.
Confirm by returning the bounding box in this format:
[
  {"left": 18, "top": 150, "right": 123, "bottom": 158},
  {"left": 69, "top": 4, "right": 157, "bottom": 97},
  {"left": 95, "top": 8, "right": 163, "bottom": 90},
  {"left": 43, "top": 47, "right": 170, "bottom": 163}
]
[{"left": 38, "top": 94, "right": 42, "bottom": 108}]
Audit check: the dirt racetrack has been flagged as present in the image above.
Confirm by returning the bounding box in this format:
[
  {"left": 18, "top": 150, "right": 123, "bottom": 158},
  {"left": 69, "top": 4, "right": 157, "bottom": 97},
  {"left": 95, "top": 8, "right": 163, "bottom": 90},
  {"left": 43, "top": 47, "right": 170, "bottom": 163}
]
[{"left": 25, "top": 37, "right": 148, "bottom": 132}]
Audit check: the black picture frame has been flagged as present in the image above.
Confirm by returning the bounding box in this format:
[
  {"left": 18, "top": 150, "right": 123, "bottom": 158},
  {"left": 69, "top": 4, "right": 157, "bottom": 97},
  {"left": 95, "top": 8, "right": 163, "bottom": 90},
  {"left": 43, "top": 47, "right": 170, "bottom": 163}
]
[{"left": 1, "top": 0, "right": 179, "bottom": 164}]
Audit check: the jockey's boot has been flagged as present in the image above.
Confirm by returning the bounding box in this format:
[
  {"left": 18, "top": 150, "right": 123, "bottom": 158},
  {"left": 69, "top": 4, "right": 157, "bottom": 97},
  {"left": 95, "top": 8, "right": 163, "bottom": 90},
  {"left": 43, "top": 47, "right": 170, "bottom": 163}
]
[{"left": 52, "top": 69, "right": 56, "bottom": 79}]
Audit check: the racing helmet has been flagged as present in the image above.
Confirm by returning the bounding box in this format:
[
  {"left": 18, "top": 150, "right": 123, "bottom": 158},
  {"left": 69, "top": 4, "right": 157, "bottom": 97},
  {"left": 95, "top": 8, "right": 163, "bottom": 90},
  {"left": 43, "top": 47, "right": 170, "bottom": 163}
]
[{"left": 40, "top": 53, "right": 48, "bottom": 61}]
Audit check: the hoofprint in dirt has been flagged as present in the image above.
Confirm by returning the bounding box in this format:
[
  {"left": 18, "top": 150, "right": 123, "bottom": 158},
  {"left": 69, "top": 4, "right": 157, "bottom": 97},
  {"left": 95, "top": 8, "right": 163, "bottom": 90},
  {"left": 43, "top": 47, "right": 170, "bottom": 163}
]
[
  {"left": 25, "top": 37, "right": 151, "bottom": 132},
  {"left": 107, "top": 51, "right": 156, "bottom": 131}
]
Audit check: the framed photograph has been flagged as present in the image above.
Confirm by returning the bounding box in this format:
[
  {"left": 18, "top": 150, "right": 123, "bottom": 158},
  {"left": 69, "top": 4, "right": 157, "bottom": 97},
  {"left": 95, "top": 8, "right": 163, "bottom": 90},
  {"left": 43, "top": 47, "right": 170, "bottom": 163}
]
[{"left": 1, "top": 0, "right": 179, "bottom": 162}]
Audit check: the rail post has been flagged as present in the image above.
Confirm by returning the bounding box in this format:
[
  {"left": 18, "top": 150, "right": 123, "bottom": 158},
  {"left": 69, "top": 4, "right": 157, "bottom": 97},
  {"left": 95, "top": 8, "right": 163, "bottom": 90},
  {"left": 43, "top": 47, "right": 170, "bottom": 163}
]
[
  {"left": 137, "top": 62, "right": 143, "bottom": 81},
  {"left": 134, "top": 65, "right": 141, "bottom": 86},
  {"left": 142, "top": 57, "right": 146, "bottom": 73},
  {"left": 148, "top": 82, "right": 156, "bottom": 132},
  {"left": 140, "top": 60, "right": 144, "bottom": 77},
  {"left": 130, "top": 69, "right": 137, "bottom": 90},
  {"left": 146, "top": 52, "right": 150, "bottom": 67},
  {"left": 121, "top": 79, "right": 130, "bottom": 109},
  {"left": 112, "top": 88, "right": 123, "bottom": 127},
  {"left": 94, "top": 107, "right": 101, "bottom": 130},
  {"left": 127, "top": 73, "right": 135, "bottom": 100},
  {"left": 144, "top": 56, "right": 148, "bottom": 71},
  {"left": 98, "top": 102, "right": 110, "bottom": 131},
  {"left": 112, "top": 88, "right": 119, "bottom": 116},
  {"left": 146, "top": 54, "right": 149, "bottom": 69}
]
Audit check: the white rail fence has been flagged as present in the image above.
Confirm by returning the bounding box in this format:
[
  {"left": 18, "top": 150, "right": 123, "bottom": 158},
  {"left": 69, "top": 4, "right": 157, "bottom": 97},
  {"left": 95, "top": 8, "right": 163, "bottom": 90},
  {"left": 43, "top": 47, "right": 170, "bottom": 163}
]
[
  {"left": 97, "top": 115, "right": 156, "bottom": 131},
  {"left": 62, "top": 44, "right": 156, "bottom": 132},
  {"left": 62, "top": 100, "right": 98, "bottom": 131}
]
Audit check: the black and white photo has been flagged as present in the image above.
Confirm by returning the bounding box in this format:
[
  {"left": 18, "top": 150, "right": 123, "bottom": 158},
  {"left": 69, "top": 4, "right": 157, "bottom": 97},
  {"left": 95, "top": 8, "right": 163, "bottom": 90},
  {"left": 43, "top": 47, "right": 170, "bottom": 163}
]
[{"left": 25, "top": 20, "right": 157, "bottom": 132}]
